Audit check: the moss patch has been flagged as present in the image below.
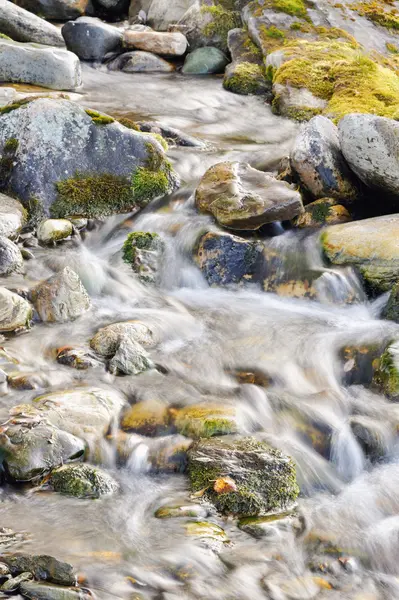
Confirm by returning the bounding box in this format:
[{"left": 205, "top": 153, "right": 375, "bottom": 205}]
[
  {"left": 0, "top": 96, "right": 38, "bottom": 116},
  {"left": 173, "top": 404, "right": 237, "bottom": 438},
  {"left": 85, "top": 109, "right": 114, "bottom": 125},
  {"left": 131, "top": 167, "right": 170, "bottom": 206},
  {"left": 122, "top": 231, "right": 161, "bottom": 265},
  {"left": 118, "top": 117, "right": 140, "bottom": 131},
  {"left": 0, "top": 33, "right": 12, "bottom": 40},
  {"left": 387, "top": 42, "right": 399, "bottom": 53},
  {"left": 224, "top": 61, "right": 268, "bottom": 94},
  {"left": 201, "top": 5, "right": 242, "bottom": 51},
  {"left": 373, "top": 344, "right": 399, "bottom": 398},
  {"left": 0, "top": 138, "right": 18, "bottom": 190},
  {"left": 351, "top": 0, "right": 399, "bottom": 30}
]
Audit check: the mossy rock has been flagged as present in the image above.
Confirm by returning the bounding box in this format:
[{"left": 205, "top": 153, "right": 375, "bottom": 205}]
[
  {"left": 200, "top": 5, "right": 242, "bottom": 53},
  {"left": 122, "top": 231, "right": 164, "bottom": 284},
  {"left": 50, "top": 463, "right": 119, "bottom": 498},
  {"left": 223, "top": 61, "right": 270, "bottom": 95},
  {"left": 121, "top": 399, "right": 170, "bottom": 435},
  {"left": 172, "top": 403, "right": 237, "bottom": 438},
  {"left": 188, "top": 436, "right": 299, "bottom": 517},
  {"left": 238, "top": 510, "right": 303, "bottom": 539},
  {"left": 155, "top": 503, "right": 208, "bottom": 519},
  {"left": 383, "top": 282, "right": 399, "bottom": 323},
  {"left": 372, "top": 341, "right": 399, "bottom": 400},
  {"left": 293, "top": 198, "right": 351, "bottom": 228}
]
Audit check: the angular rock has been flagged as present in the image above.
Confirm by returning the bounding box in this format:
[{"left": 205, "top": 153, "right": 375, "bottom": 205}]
[
  {"left": 1, "top": 571, "right": 32, "bottom": 591},
  {"left": 0, "top": 194, "right": 26, "bottom": 240},
  {"left": 37, "top": 219, "right": 73, "bottom": 245},
  {"left": 0, "top": 236, "right": 23, "bottom": 275},
  {"left": 339, "top": 114, "right": 399, "bottom": 198},
  {"left": 0, "top": 40, "right": 81, "bottom": 91},
  {"left": 223, "top": 29, "right": 269, "bottom": 96},
  {"left": 175, "top": 3, "right": 241, "bottom": 53},
  {"left": 13, "top": 0, "right": 89, "bottom": 20},
  {"left": 173, "top": 403, "right": 237, "bottom": 438},
  {"left": 383, "top": 282, "right": 399, "bottom": 323},
  {"left": 109, "top": 335, "right": 154, "bottom": 375},
  {"left": 146, "top": 0, "right": 196, "bottom": 30},
  {"left": 50, "top": 463, "right": 119, "bottom": 498},
  {"left": 293, "top": 198, "right": 351, "bottom": 228},
  {"left": 56, "top": 346, "right": 102, "bottom": 370},
  {"left": 0, "top": 554, "right": 75, "bottom": 586},
  {"left": 123, "top": 29, "right": 187, "bottom": 56},
  {"left": 182, "top": 47, "right": 229, "bottom": 74},
  {"left": 272, "top": 82, "right": 328, "bottom": 121},
  {"left": 122, "top": 231, "right": 164, "bottom": 284},
  {"left": 188, "top": 437, "right": 299, "bottom": 516},
  {"left": 30, "top": 267, "right": 91, "bottom": 323},
  {"left": 0, "top": 288, "right": 32, "bottom": 332},
  {"left": 62, "top": 17, "right": 123, "bottom": 61},
  {"left": 0, "top": 0, "right": 64, "bottom": 47},
  {"left": 291, "top": 116, "right": 359, "bottom": 200},
  {"left": 321, "top": 215, "right": 399, "bottom": 293},
  {"left": 90, "top": 321, "right": 154, "bottom": 356},
  {"left": 20, "top": 581, "right": 90, "bottom": 600},
  {"left": 121, "top": 399, "right": 170, "bottom": 435},
  {"left": 108, "top": 50, "right": 175, "bottom": 72},
  {"left": 195, "top": 162, "right": 303, "bottom": 230}
]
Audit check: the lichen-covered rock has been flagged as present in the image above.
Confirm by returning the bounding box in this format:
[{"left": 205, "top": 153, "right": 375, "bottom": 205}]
[
  {"left": 37, "top": 220, "right": 73, "bottom": 245},
  {"left": 0, "top": 0, "right": 65, "bottom": 46},
  {"left": 123, "top": 30, "right": 188, "bottom": 55},
  {"left": 0, "top": 193, "right": 26, "bottom": 239},
  {"left": 0, "top": 554, "right": 76, "bottom": 586},
  {"left": 195, "top": 162, "right": 303, "bottom": 230},
  {"left": 182, "top": 47, "right": 229, "bottom": 74},
  {"left": 50, "top": 463, "right": 119, "bottom": 498},
  {"left": 107, "top": 50, "right": 175, "bottom": 72},
  {"left": 173, "top": 403, "right": 237, "bottom": 438},
  {"left": 383, "top": 282, "right": 399, "bottom": 323},
  {"left": 188, "top": 436, "right": 299, "bottom": 516},
  {"left": 90, "top": 321, "right": 154, "bottom": 356},
  {"left": 121, "top": 399, "right": 170, "bottom": 435},
  {"left": 62, "top": 17, "right": 123, "bottom": 61},
  {"left": 338, "top": 114, "right": 399, "bottom": 197},
  {"left": 0, "top": 97, "right": 177, "bottom": 218},
  {"left": 223, "top": 28, "right": 269, "bottom": 95},
  {"left": 293, "top": 198, "right": 351, "bottom": 228},
  {"left": 13, "top": 0, "right": 89, "bottom": 20},
  {"left": 373, "top": 341, "right": 399, "bottom": 400},
  {"left": 0, "top": 236, "right": 23, "bottom": 275},
  {"left": 196, "top": 231, "right": 264, "bottom": 287},
  {"left": 0, "top": 288, "right": 32, "bottom": 332},
  {"left": 321, "top": 215, "right": 399, "bottom": 293},
  {"left": 30, "top": 267, "right": 91, "bottom": 323},
  {"left": 290, "top": 116, "right": 359, "bottom": 200},
  {"left": 109, "top": 335, "right": 154, "bottom": 375},
  {"left": 0, "top": 40, "right": 81, "bottom": 91},
  {"left": 122, "top": 231, "right": 164, "bottom": 284}
]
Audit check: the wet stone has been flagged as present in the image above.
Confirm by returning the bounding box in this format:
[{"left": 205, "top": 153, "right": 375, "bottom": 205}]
[
  {"left": 50, "top": 463, "right": 119, "bottom": 499},
  {"left": 0, "top": 236, "right": 23, "bottom": 276},
  {"left": 238, "top": 511, "right": 304, "bottom": 539},
  {"left": 109, "top": 335, "right": 154, "bottom": 375},
  {"left": 155, "top": 503, "right": 208, "bottom": 519},
  {"left": 0, "top": 554, "right": 76, "bottom": 586},
  {"left": 121, "top": 399, "right": 170, "bottom": 435},
  {"left": 173, "top": 403, "right": 237, "bottom": 438},
  {"left": 184, "top": 521, "right": 229, "bottom": 553},
  {"left": 19, "top": 581, "right": 90, "bottom": 600},
  {"left": 0, "top": 288, "right": 32, "bottom": 333},
  {"left": 37, "top": 220, "right": 73, "bottom": 245},
  {"left": 1, "top": 571, "right": 32, "bottom": 591}
]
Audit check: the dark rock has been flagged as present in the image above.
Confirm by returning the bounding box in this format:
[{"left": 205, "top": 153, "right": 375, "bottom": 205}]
[
  {"left": 19, "top": 581, "right": 89, "bottom": 600},
  {"left": 136, "top": 122, "right": 204, "bottom": 147},
  {"left": 383, "top": 282, "right": 399, "bottom": 323},
  {"left": 182, "top": 47, "right": 229, "bottom": 74},
  {"left": 293, "top": 198, "right": 351, "bottom": 228},
  {"left": 62, "top": 17, "right": 123, "bottom": 61},
  {"left": 12, "top": 0, "right": 89, "bottom": 20},
  {"left": 0, "top": 554, "right": 76, "bottom": 586},
  {"left": 0, "top": 0, "right": 64, "bottom": 46}
]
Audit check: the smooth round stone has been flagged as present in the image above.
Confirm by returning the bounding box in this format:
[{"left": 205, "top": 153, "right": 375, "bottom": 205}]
[
  {"left": 182, "top": 47, "right": 229, "bottom": 75},
  {"left": 0, "top": 236, "right": 23, "bottom": 275},
  {"left": 0, "top": 193, "right": 26, "bottom": 239},
  {"left": 37, "top": 219, "right": 73, "bottom": 244}
]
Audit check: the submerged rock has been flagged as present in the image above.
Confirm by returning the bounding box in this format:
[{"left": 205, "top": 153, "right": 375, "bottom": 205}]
[
  {"left": 62, "top": 17, "right": 123, "bottom": 61},
  {"left": 293, "top": 198, "right": 351, "bottom": 228},
  {"left": 173, "top": 403, "right": 237, "bottom": 438},
  {"left": 121, "top": 399, "right": 170, "bottom": 435},
  {"left": 90, "top": 321, "right": 154, "bottom": 357},
  {"left": 0, "top": 236, "right": 23, "bottom": 275},
  {"left": 184, "top": 521, "right": 229, "bottom": 552},
  {"left": 31, "top": 267, "right": 91, "bottom": 323},
  {"left": 238, "top": 511, "right": 303, "bottom": 539},
  {"left": 136, "top": 122, "right": 204, "bottom": 147},
  {"left": 195, "top": 162, "right": 303, "bottom": 230},
  {"left": 182, "top": 47, "right": 229, "bottom": 74},
  {"left": 0, "top": 554, "right": 76, "bottom": 586},
  {"left": 0, "top": 194, "right": 26, "bottom": 240},
  {"left": 0, "top": 40, "right": 81, "bottom": 91},
  {"left": 0, "top": 0, "right": 65, "bottom": 46},
  {"left": 0, "top": 288, "right": 32, "bottom": 333},
  {"left": 155, "top": 503, "right": 208, "bottom": 519},
  {"left": 19, "top": 581, "right": 90, "bottom": 600},
  {"left": 56, "top": 346, "right": 102, "bottom": 370},
  {"left": 188, "top": 437, "right": 299, "bottom": 516},
  {"left": 13, "top": 0, "right": 89, "bottom": 20},
  {"left": 37, "top": 220, "right": 73, "bottom": 245},
  {"left": 122, "top": 231, "right": 164, "bottom": 284},
  {"left": 123, "top": 29, "right": 188, "bottom": 55},
  {"left": 108, "top": 50, "right": 175, "bottom": 72},
  {"left": 50, "top": 463, "right": 119, "bottom": 498}
]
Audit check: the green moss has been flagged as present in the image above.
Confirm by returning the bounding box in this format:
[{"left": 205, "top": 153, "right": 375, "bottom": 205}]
[
  {"left": 131, "top": 167, "right": 170, "bottom": 206},
  {"left": 373, "top": 344, "right": 399, "bottom": 398},
  {"left": 201, "top": 5, "right": 242, "bottom": 51},
  {"left": 270, "top": 0, "right": 308, "bottom": 18},
  {"left": 224, "top": 61, "right": 268, "bottom": 94},
  {"left": 143, "top": 132, "right": 169, "bottom": 152},
  {"left": 50, "top": 464, "right": 118, "bottom": 498},
  {"left": 4, "top": 138, "right": 18, "bottom": 152},
  {"left": 174, "top": 404, "right": 237, "bottom": 438},
  {"left": 0, "top": 137, "right": 18, "bottom": 189},
  {"left": 387, "top": 42, "right": 399, "bottom": 53},
  {"left": 0, "top": 96, "right": 37, "bottom": 116},
  {"left": 122, "top": 231, "right": 161, "bottom": 265},
  {"left": 264, "top": 25, "right": 286, "bottom": 39},
  {"left": 310, "top": 200, "right": 332, "bottom": 223},
  {"left": 0, "top": 33, "right": 12, "bottom": 40},
  {"left": 351, "top": 0, "right": 399, "bottom": 29},
  {"left": 118, "top": 117, "right": 140, "bottom": 131},
  {"left": 85, "top": 109, "right": 114, "bottom": 125}
]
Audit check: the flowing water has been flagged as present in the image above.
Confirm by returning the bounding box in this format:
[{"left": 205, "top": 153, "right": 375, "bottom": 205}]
[{"left": 2, "top": 65, "right": 399, "bottom": 599}]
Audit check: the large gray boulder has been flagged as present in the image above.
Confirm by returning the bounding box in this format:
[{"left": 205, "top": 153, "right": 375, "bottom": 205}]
[
  {"left": 0, "top": 287, "right": 32, "bottom": 332},
  {"left": 339, "top": 114, "right": 399, "bottom": 197},
  {"left": 0, "top": 97, "right": 177, "bottom": 217},
  {"left": 0, "top": 193, "right": 26, "bottom": 240},
  {"left": 195, "top": 161, "right": 303, "bottom": 230},
  {"left": 0, "top": 40, "right": 81, "bottom": 91},
  {"left": 0, "top": 236, "right": 23, "bottom": 275},
  {"left": 146, "top": 0, "right": 196, "bottom": 30},
  {"left": 62, "top": 17, "right": 123, "bottom": 61},
  {"left": 12, "top": 0, "right": 89, "bottom": 20},
  {"left": 0, "top": 0, "right": 64, "bottom": 47},
  {"left": 291, "top": 116, "right": 359, "bottom": 201}
]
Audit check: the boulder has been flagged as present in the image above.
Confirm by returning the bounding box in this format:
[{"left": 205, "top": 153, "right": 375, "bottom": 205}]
[
  {"left": 0, "top": 0, "right": 64, "bottom": 47},
  {"left": 145, "top": 0, "right": 195, "bottom": 30},
  {"left": 182, "top": 47, "right": 229, "bottom": 74},
  {"left": 13, "top": 0, "right": 89, "bottom": 20},
  {"left": 123, "top": 30, "right": 187, "bottom": 55},
  {"left": 30, "top": 267, "right": 91, "bottom": 323},
  {"left": 339, "top": 114, "right": 399, "bottom": 198},
  {"left": 293, "top": 198, "right": 351, "bottom": 228},
  {"left": 0, "top": 193, "right": 26, "bottom": 239},
  {"left": 188, "top": 437, "right": 299, "bottom": 516},
  {"left": 121, "top": 399, "right": 170, "bottom": 434},
  {"left": 90, "top": 321, "right": 154, "bottom": 356},
  {"left": 122, "top": 231, "right": 164, "bottom": 284},
  {"left": 109, "top": 335, "right": 154, "bottom": 375},
  {"left": 107, "top": 50, "right": 175, "bottom": 72},
  {"left": 62, "top": 17, "right": 123, "bottom": 61},
  {"left": 272, "top": 82, "right": 328, "bottom": 121},
  {"left": 0, "top": 236, "right": 23, "bottom": 275},
  {"left": 290, "top": 116, "right": 359, "bottom": 200},
  {"left": 0, "top": 40, "right": 81, "bottom": 91},
  {"left": 175, "top": 3, "right": 241, "bottom": 53},
  {"left": 195, "top": 162, "right": 303, "bottom": 230},
  {"left": 0, "top": 554, "right": 75, "bottom": 586},
  {"left": 173, "top": 403, "right": 237, "bottom": 438},
  {"left": 321, "top": 215, "right": 399, "bottom": 293},
  {"left": 0, "top": 288, "right": 32, "bottom": 332},
  {"left": 0, "top": 97, "right": 177, "bottom": 217},
  {"left": 223, "top": 29, "right": 269, "bottom": 96},
  {"left": 37, "top": 219, "right": 73, "bottom": 244},
  {"left": 50, "top": 463, "right": 119, "bottom": 498}
]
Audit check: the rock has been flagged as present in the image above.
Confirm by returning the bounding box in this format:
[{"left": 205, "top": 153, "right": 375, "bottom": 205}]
[
  {"left": 373, "top": 341, "right": 399, "bottom": 400},
  {"left": 184, "top": 521, "right": 229, "bottom": 552},
  {"left": 173, "top": 403, "right": 237, "bottom": 438},
  {"left": 145, "top": 0, "right": 195, "bottom": 30},
  {"left": 147, "top": 434, "right": 192, "bottom": 473},
  {"left": 122, "top": 231, "right": 164, "bottom": 284},
  {"left": 19, "top": 581, "right": 90, "bottom": 600},
  {"left": 338, "top": 114, "right": 399, "bottom": 198},
  {"left": 188, "top": 437, "right": 299, "bottom": 516},
  {"left": 272, "top": 82, "right": 328, "bottom": 121},
  {"left": 62, "top": 17, "right": 123, "bottom": 61},
  {"left": 56, "top": 346, "right": 102, "bottom": 370},
  {"left": 13, "top": 0, "right": 89, "bottom": 20},
  {"left": 7, "top": 371, "right": 48, "bottom": 391},
  {"left": 30, "top": 267, "right": 91, "bottom": 323},
  {"left": 129, "top": 0, "right": 152, "bottom": 22},
  {"left": 182, "top": 47, "right": 228, "bottom": 74},
  {"left": 196, "top": 231, "right": 264, "bottom": 287},
  {"left": 121, "top": 399, "right": 170, "bottom": 435},
  {"left": 349, "top": 415, "right": 392, "bottom": 462},
  {"left": 109, "top": 335, "right": 154, "bottom": 375},
  {"left": 383, "top": 282, "right": 399, "bottom": 323},
  {"left": 37, "top": 220, "right": 73, "bottom": 245},
  {"left": 238, "top": 512, "right": 302, "bottom": 539},
  {"left": 195, "top": 162, "right": 303, "bottom": 230},
  {"left": 123, "top": 30, "right": 187, "bottom": 56},
  {"left": 0, "top": 97, "right": 177, "bottom": 218},
  {"left": 50, "top": 463, "right": 119, "bottom": 498},
  {"left": 175, "top": 3, "right": 241, "bottom": 53},
  {"left": 0, "top": 193, "right": 26, "bottom": 239},
  {"left": 155, "top": 503, "right": 208, "bottom": 519},
  {"left": 290, "top": 116, "right": 359, "bottom": 200},
  {"left": 340, "top": 344, "right": 384, "bottom": 387},
  {"left": 0, "top": 288, "right": 32, "bottom": 332},
  {"left": 0, "top": 0, "right": 64, "bottom": 47},
  {"left": 107, "top": 50, "right": 175, "bottom": 72},
  {"left": 90, "top": 321, "right": 154, "bottom": 357},
  {"left": 223, "top": 29, "right": 269, "bottom": 96},
  {"left": 293, "top": 198, "right": 351, "bottom": 228},
  {"left": 321, "top": 215, "right": 399, "bottom": 293},
  {"left": 0, "top": 40, "right": 81, "bottom": 91},
  {"left": 136, "top": 122, "right": 204, "bottom": 147},
  {"left": 0, "top": 236, "right": 23, "bottom": 275},
  {"left": 1, "top": 571, "right": 33, "bottom": 591},
  {"left": 0, "top": 554, "right": 75, "bottom": 586},
  {"left": 0, "top": 413, "right": 85, "bottom": 481}
]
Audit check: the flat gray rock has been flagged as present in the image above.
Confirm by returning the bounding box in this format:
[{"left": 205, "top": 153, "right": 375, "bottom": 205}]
[
  {"left": 0, "top": 40, "right": 81, "bottom": 91},
  {"left": 62, "top": 17, "right": 122, "bottom": 61},
  {"left": 0, "top": 0, "right": 64, "bottom": 47}
]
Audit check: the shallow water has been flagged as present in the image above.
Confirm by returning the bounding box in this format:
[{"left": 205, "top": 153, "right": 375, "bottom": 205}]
[{"left": 2, "top": 65, "right": 399, "bottom": 599}]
